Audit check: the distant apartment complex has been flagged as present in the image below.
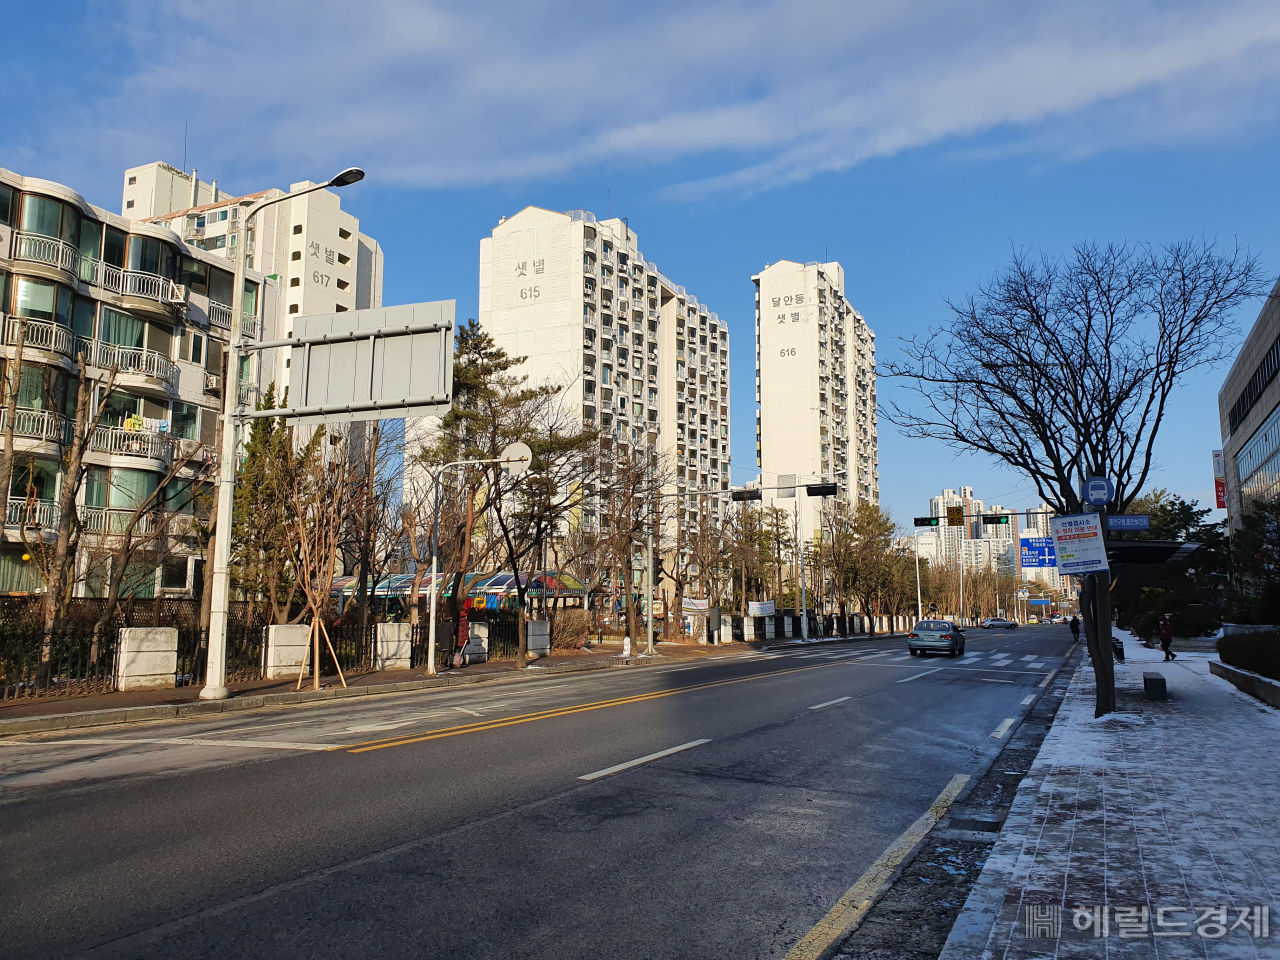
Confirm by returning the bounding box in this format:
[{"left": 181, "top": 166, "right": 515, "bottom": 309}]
[
  {"left": 479, "top": 206, "right": 731, "bottom": 534},
  {"left": 753, "top": 260, "right": 877, "bottom": 541},
  {"left": 123, "top": 162, "right": 384, "bottom": 398},
  {"left": 0, "top": 167, "right": 275, "bottom": 596}
]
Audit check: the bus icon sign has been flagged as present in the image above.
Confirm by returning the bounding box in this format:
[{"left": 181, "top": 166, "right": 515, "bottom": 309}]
[{"left": 1083, "top": 476, "right": 1114, "bottom": 506}]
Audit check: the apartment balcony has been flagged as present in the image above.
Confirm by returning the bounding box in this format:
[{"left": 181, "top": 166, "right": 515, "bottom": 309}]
[
  {"left": 77, "top": 337, "right": 180, "bottom": 390},
  {"left": 4, "top": 315, "right": 76, "bottom": 358},
  {"left": 205, "top": 302, "right": 258, "bottom": 339},
  {"left": 7, "top": 498, "right": 60, "bottom": 530},
  {"left": 80, "top": 505, "right": 158, "bottom": 537},
  {"left": 83, "top": 261, "right": 185, "bottom": 306},
  {"left": 89, "top": 425, "right": 173, "bottom": 465},
  {"left": 12, "top": 231, "right": 82, "bottom": 277},
  {"left": 0, "top": 408, "right": 72, "bottom": 446}
]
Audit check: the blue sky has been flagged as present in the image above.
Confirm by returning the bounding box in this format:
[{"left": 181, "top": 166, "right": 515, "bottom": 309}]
[{"left": 6, "top": 0, "right": 1280, "bottom": 525}]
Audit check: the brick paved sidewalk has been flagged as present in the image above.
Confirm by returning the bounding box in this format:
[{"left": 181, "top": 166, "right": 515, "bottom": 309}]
[{"left": 941, "top": 635, "right": 1280, "bottom": 959}]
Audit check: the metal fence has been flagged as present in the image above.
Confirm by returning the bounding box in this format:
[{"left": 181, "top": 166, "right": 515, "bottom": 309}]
[
  {"left": 0, "top": 628, "right": 117, "bottom": 701},
  {"left": 486, "top": 620, "right": 520, "bottom": 661}
]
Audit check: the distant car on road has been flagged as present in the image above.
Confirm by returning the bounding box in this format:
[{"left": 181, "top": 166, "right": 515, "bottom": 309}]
[
  {"left": 981, "top": 617, "right": 1016, "bottom": 630},
  {"left": 1027, "top": 615, "right": 1039, "bottom": 624},
  {"left": 907, "top": 619, "right": 966, "bottom": 657}
]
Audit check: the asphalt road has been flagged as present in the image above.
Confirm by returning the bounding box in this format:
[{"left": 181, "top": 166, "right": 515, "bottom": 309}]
[{"left": 0, "top": 623, "right": 1076, "bottom": 960}]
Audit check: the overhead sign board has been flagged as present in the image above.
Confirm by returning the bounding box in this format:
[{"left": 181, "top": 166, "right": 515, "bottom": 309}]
[
  {"left": 946, "top": 506, "right": 965, "bottom": 527},
  {"left": 1107, "top": 514, "right": 1150, "bottom": 531},
  {"left": 1029, "top": 598, "right": 1052, "bottom": 606},
  {"left": 1020, "top": 537, "right": 1057, "bottom": 568},
  {"left": 1050, "top": 514, "right": 1110, "bottom": 575},
  {"left": 257, "top": 300, "right": 455, "bottom": 425}
]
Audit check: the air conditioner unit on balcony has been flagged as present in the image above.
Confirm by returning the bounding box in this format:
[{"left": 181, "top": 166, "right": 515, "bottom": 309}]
[
  {"left": 176, "top": 438, "right": 201, "bottom": 459},
  {"left": 204, "top": 373, "right": 220, "bottom": 393}
]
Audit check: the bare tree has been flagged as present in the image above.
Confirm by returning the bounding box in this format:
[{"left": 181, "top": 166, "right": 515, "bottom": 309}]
[{"left": 886, "top": 240, "right": 1266, "bottom": 513}]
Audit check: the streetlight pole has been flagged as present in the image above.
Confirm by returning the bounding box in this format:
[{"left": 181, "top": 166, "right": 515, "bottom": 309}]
[
  {"left": 915, "top": 529, "right": 923, "bottom": 620},
  {"left": 201, "top": 167, "right": 366, "bottom": 701}
]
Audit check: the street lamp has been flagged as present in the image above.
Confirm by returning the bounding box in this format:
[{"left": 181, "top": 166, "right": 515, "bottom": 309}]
[{"left": 200, "top": 167, "right": 366, "bottom": 701}]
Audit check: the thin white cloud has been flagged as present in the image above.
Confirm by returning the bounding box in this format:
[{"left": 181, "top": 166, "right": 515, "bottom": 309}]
[{"left": 9, "top": 0, "right": 1280, "bottom": 200}]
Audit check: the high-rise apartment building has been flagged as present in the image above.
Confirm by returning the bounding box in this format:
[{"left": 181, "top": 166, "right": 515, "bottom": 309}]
[
  {"left": 479, "top": 207, "right": 731, "bottom": 533},
  {"left": 929, "top": 486, "right": 985, "bottom": 561},
  {"left": 123, "top": 162, "right": 384, "bottom": 398},
  {"left": 754, "top": 260, "right": 877, "bottom": 541},
  {"left": 0, "top": 166, "right": 275, "bottom": 596}
]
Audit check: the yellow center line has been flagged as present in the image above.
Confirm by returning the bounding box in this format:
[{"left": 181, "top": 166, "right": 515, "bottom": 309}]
[{"left": 341, "top": 660, "right": 840, "bottom": 754}]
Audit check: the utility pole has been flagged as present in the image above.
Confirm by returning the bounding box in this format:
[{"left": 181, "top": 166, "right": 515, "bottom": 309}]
[
  {"left": 795, "top": 500, "right": 809, "bottom": 639},
  {"left": 914, "top": 530, "right": 923, "bottom": 620},
  {"left": 645, "top": 529, "right": 654, "bottom": 655}
]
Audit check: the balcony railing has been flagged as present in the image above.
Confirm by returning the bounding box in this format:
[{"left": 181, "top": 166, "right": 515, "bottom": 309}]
[
  {"left": 4, "top": 316, "right": 76, "bottom": 357},
  {"left": 241, "top": 312, "right": 257, "bottom": 339},
  {"left": 80, "top": 261, "right": 185, "bottom": 306},
  {"left": 76, "top": 338, "right": 180, "bottom": 388},
  {"left": 0, "top": 408, "right": 71, "bottom": 446},
  {"left": 7, "top": 498, "right": 60, "bottom": 529},
  {"left": 13, "top": 232, "right": 81, "bottom": 276},
  {"left": 79, "top": 505, "right": 157, "bottom": 537},
  {"left": 90, "top": 425, "right": 173, "bottom": 463},
  {"left": 208, "top": 301, "right": 233, "bottom": 329}
]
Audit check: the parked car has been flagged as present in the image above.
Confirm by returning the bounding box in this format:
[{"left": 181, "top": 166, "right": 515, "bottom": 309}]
[
  {"left": 907, "top": 619, "right": 966, "bottom": 657},
  {"left": 981, "top": 617, "right": 1016, "bottom": 630}
]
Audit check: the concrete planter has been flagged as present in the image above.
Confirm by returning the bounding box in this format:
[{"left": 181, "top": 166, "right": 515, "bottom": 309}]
[
  {"left": 1210, "top": 660, "right": 1280, "bottom": 709},
  {"left": 465, "top": 622, "right": 489, "bottom": 664},
  {"left": 374, "top": 623, "right": 412, "bottom": 670},
  {"left": 266, "top": 624, "right": 311, "bottom": 679},
  {"left": 526, "top": 620, "right": 550, "bottom": 660},
  {"left": 115, "top": 627, "right": 178, "bottom": 691},
  {"left": 1221, "top": 623, "right": 1280, "bottom": 637}
]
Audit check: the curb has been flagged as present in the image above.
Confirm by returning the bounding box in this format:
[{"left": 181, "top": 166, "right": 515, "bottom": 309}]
[
  {"left": 0, "top": 651, "right": 684, "bottom": 738},
  {"left": 761, "top": 633, "right": 886, "bottom": 651},
  {"left": 1209, "top": 660, "right": 1280, "bottom": 709}
]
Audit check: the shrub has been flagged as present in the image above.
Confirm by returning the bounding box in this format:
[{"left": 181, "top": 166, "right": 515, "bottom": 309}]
[
  {"left": 1170, "top": 605, "right": 1222, "bottom": 638},
  {"left": 551, "top": 610, "right": 588, "bottom": 649},
  {"left": 1218, "top": 632, "right": 1280, "bottom": 683}
]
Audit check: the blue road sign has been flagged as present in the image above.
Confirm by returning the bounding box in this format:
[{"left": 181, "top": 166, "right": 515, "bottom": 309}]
[
  {"left": 1107, "top": 514, "right": 1150, "bottom": 530},
  {"left": 1029, "top": 598, "right": 1052, "bottom": 605},
  {"left": 1083, "top": 476, "right": 1115, "bottom": 506},
  {"left": 1020, "top": 537, "right": 1057, "bottom": 568}
]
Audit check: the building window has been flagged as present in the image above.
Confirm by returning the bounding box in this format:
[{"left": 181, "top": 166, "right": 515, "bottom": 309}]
[
  {"left": 335, "top": 304, "right": 348, "bottom": 312},
  {"left": 338, "top": 228, "right": 351, "bottom": 240},
  {"left": 289, "top": 304, "right": 299, "bottom": 314},
  {"left": 128, "top": 176, "right": 137, "bottom": 186},
  {"left": 290, "top": 277, "right": 300, "bottom": 287},
  {"left": 337, "top": 253, "right": 350, "bottom": 265},
  {"left": 335, "top": 279, "right": 349, "bottom": 291},
  {"left": 125, "top": 200, "right": 134, "bottom": 209},
  {"left": 292, "top": 224, "right": 302, "bottom": 235},
  {"left": 291, "top": 251, "right": 301, "bottom": 261}
]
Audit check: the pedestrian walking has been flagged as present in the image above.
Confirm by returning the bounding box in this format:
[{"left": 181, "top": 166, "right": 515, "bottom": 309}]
[
  {"left": 1069, "top": 615, "right": 1080, "bottom": 641},
  {"left": 1159, "top": 615, "right": 1176, "bottom": 661}
]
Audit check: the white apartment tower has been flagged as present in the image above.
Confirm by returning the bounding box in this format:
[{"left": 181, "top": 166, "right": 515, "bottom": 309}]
[
  {"left": 479, "top": 206, "right": 731, "bottom": 526},
  {"left": 122, "top": 162, "right": 384, "bottom": 398},
  {"left": 754, "top": 260, "right": 877, "bottom": 540}
]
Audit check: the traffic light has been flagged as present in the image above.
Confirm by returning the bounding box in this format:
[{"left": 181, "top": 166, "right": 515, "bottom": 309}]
[
  {"left": 946, "top": 506, "right": 965, "bottom": 526},
  {"left": 982, "top": 514, "right": 1011, "bottom": 525},
  {"left": 805, "top": 482, "right": 838, "bottom": 497},
  {"left": 653, "top": 556, "right": 667, "bottom": 583},
  {"left": 914, "top": 517, "right": 941, "bottom": 527},
  {"left": 731, "top": 488, "right": 762, "bottom": 501}
]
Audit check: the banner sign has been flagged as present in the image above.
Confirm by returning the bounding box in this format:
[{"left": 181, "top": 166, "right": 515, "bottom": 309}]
[
  {"left": 1020, "top": 537, "right": 1057, "bottom": 568},
  {"left": 1050, "top": 514, "right": 1110, "bottom": 575},
  {"left": 1107, "top": 515, "right": 1150, "bottom": 530},
  {"left": 682, "top": 598, "right": 710, "bottom": 615},
  {"left": 1213, "top": 449, "right": 1227, "bottom": 510},
  {"left": 748, "top": 600, "right": 775, "bottom": 617}
]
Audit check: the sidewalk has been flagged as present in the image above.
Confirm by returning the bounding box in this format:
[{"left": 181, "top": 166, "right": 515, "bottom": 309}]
[
  {"left": 0, "top": 637, "right": 772, "bottom": 736},
  {"left": 941, "top": 634, "right": 1280, "bottom": 959}
]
